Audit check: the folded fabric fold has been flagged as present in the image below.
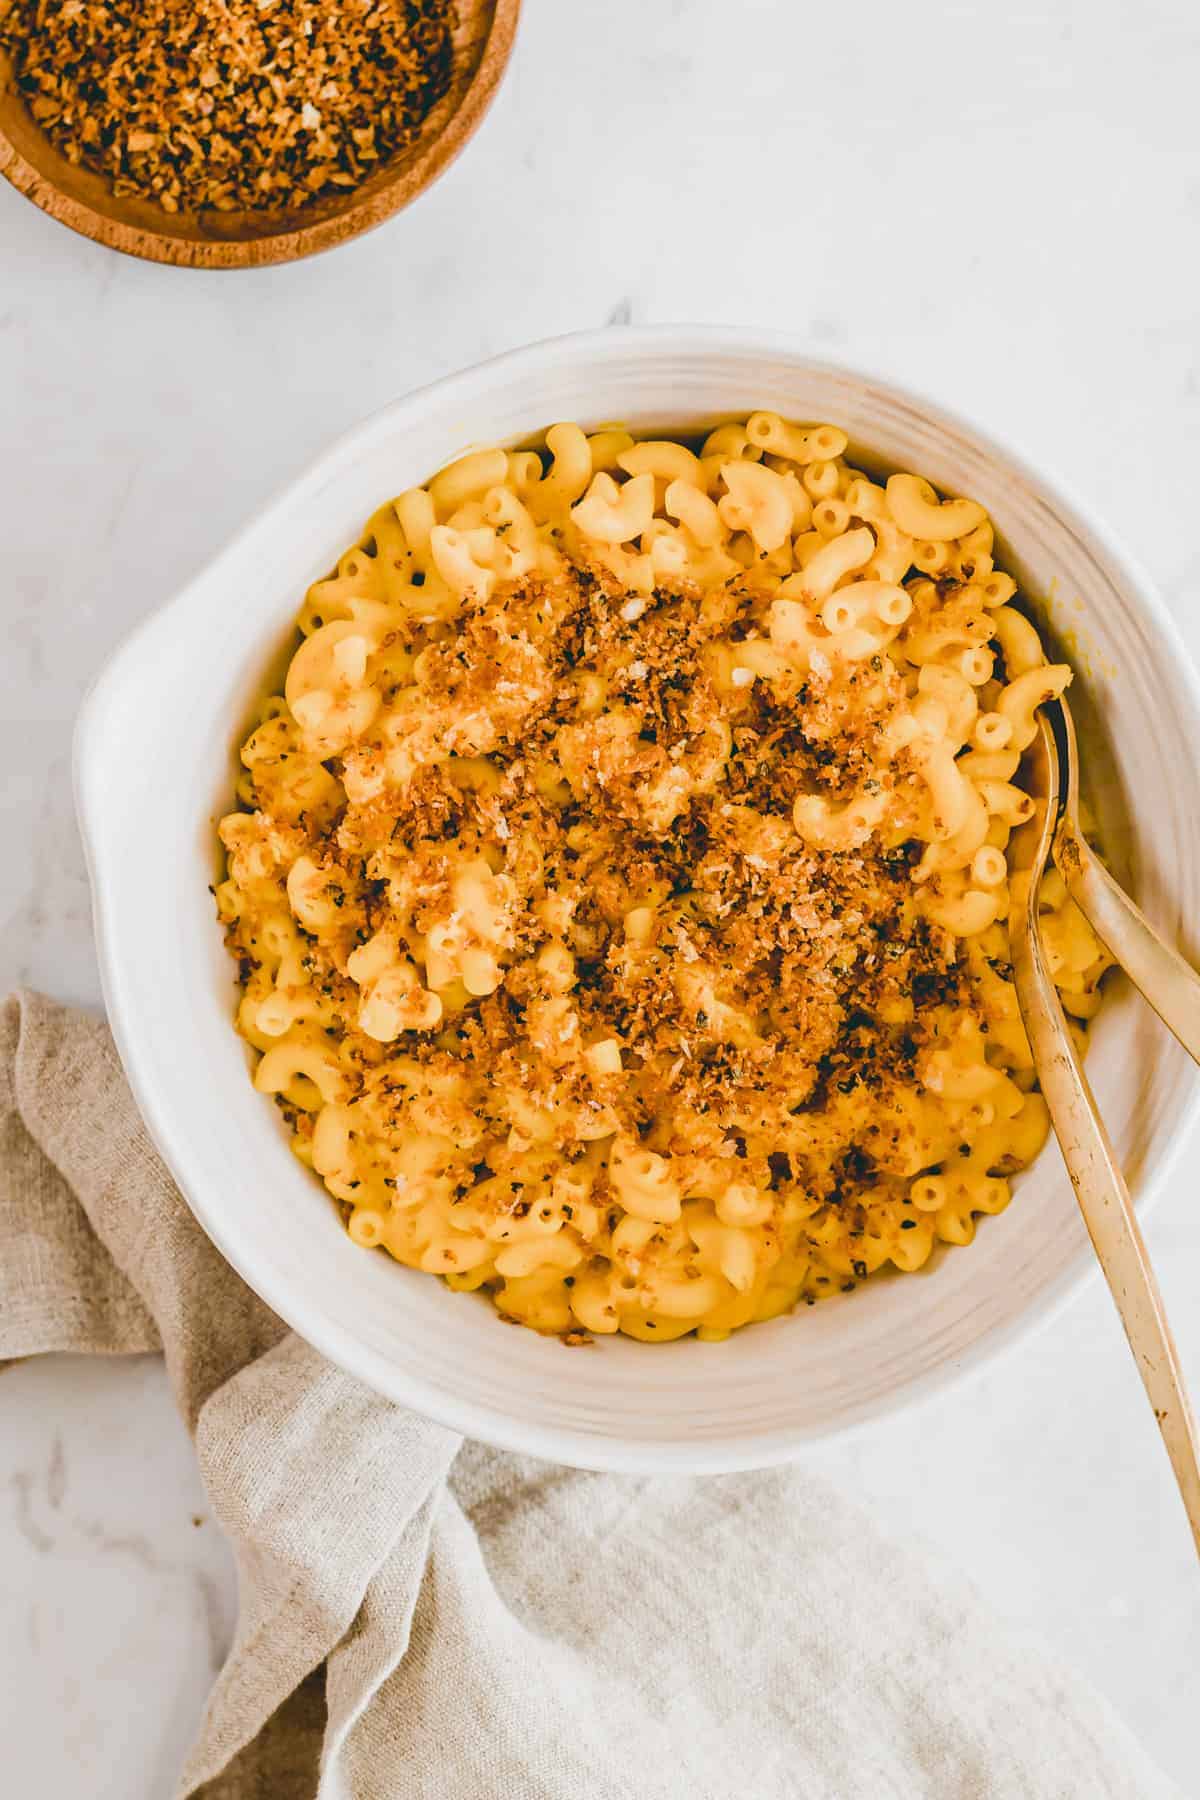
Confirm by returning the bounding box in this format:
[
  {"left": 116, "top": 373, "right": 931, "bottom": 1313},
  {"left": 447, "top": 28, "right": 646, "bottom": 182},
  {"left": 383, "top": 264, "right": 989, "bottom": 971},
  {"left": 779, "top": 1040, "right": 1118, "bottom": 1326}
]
[{"left": 0, "top": 992, "right": 1178, "bottom": 1799}]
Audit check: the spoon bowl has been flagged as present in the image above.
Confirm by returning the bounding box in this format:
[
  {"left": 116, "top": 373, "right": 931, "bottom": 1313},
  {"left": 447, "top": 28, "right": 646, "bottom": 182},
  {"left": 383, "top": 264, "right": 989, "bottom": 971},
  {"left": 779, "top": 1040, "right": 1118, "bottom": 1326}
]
[{"left": 1047, "top": 696, "right": 1200, "bottom": 1063}]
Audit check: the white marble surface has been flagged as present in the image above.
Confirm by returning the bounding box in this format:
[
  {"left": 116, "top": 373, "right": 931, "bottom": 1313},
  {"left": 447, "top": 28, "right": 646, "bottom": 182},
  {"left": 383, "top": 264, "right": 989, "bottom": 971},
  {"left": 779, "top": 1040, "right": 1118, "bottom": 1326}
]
[{"left": 2, "top": 0, "right": 1200, "bottom": 1792}]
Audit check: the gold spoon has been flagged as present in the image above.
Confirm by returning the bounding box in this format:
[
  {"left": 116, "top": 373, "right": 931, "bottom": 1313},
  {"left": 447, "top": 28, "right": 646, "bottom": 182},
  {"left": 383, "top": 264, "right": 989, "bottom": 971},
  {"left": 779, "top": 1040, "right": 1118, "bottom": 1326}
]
[{"left": 1009, "top": 707, "right": 1200, "bottom": 1556}]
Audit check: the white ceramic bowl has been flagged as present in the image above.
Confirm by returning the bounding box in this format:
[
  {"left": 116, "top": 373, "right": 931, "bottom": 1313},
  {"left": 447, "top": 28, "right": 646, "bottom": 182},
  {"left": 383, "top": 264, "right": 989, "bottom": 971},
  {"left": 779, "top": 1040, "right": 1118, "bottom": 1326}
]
[{"left": 75, "top": 327, "right": 1200, "bottom": 1472}]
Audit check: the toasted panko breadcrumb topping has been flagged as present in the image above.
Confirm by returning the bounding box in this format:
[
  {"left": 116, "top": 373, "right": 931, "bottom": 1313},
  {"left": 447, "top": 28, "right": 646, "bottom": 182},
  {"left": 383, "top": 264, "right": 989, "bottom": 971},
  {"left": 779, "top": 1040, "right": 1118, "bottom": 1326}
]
[
  {"left": 0, "top": 0, "right": 455, "bottom": 215},
  {"left": 226, "top": 562, "right": 971, "bottom": 1255},
  {"left": 429, "top": 571, "right": 958, "bottom": 1147}
]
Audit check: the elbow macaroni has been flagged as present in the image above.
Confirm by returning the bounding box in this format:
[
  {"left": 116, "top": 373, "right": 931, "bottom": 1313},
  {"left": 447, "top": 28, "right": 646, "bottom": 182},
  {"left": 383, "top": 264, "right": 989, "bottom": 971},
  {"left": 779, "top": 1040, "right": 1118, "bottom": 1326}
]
[{"left": 217, "top": 416, "right": 1110, "bottom": 1344}]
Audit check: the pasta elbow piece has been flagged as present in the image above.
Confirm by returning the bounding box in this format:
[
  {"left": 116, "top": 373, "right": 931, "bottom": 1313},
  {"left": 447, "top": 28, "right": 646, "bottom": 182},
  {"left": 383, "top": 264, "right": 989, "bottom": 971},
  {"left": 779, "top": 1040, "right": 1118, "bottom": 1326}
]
[
  {"left": 787, "top": 525, "right": 875, "bottom": 601},
  {"left": 885, "top": 472, "right": 988, "bottom": 542},
  {"left": 429, "top": 525, "right": 496, "bottom": 606},
  {"left": 744, "top": 412, "right": 847, "bottom": 465},
  {"left": 766, "top": 597, "right": 831, "bottom": 673},
  {"left": 357, "top": 964, "right": 443, "bottom": 1041},
  {"left": 820, "top": 580, "right": 912, "bottom": 637},
  {"left": 570, "top": 471, "right": 656, "bottom": 544},
  {"left": 996, "top": 664, "right": 1072, "bottom": 751},
  {"left": 618, "top": 440, "right": 703, "bottom": 486},
  {"left": 568, "top": 1269, "right": 622, "bottom": 1335},
  {"left": 420, "top": 859, "right": 517, "bottom": 996},
  {"left": 715, "top": 1182, "right": 774, "bottom": 1228},
  {"left": 530, "top": 422, "right": 592, "bottom": 521},
  {"left": 610, "top": 1136, "right": 682, "bottom": 1224},
  {"left": 921, "top": 885, "right": 999, "bottom": 938},
  {"left": 988, "top": 605, "right": 1046, "bottom": 679},
  {"left": 428, "top": 448, "right": 508, "bottom": 517},
  {"left": 285, "top": 619, "right": 381, "bottom": 753},
  {"left": 586, "top": 429, "right": 636, "bottom": 474},
  {"left": 913, "top": 744, "right": 975, "bottom": 840},
  {"left": 286, "top": 854, "right": 341, "bottom": 932},
  {"left": 255, "top": 1039, "right": 347, "bottom": 1108},
  {"left": 717, "top": 461, "right": 794, "bottom": 553},
  {"left": 664, "top": 477, "right": 724, "bottom": 546},
  {"left": 792, "top": 791, "right": 886, "bottom": 850}
]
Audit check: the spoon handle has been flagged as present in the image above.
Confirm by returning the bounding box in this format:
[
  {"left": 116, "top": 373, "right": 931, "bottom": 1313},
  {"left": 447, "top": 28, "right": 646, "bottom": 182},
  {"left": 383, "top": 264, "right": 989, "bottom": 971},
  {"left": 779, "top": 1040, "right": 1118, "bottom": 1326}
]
[
  {"left": 1011, "top": 878, "right": 1200, "bottom": 1557},
  {"left": 1056, "top": 825, "right": 1200, "bottom": 1066}
]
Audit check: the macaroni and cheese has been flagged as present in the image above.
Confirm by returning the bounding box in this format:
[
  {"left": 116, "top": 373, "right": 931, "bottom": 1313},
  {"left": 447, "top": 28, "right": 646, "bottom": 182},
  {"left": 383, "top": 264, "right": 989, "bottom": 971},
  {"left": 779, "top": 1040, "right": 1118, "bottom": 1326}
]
[{"left": 216, "top": 417, "right": 1110, "bottom": 1342}]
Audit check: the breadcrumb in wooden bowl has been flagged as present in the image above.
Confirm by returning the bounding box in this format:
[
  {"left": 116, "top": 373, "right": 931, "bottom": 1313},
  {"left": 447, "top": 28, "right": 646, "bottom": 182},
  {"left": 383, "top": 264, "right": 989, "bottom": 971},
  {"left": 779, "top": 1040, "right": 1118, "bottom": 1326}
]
[{"left": 0, "top": 0, "right": 519, "bottom": 269}]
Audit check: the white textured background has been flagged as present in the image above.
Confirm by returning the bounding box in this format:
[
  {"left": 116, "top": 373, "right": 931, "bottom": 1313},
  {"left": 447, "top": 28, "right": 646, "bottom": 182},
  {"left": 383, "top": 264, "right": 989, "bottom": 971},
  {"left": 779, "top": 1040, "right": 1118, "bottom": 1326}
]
[{"left": 3, "top": 1, "right": 1199, "bottom": 1794}]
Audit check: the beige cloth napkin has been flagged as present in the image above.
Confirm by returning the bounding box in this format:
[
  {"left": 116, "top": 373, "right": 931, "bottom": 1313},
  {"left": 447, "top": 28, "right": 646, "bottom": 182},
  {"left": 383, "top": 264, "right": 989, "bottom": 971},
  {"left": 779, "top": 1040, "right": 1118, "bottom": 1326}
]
[{"left": 0, "top": 990, "right": 1180, "bottom": 1800}]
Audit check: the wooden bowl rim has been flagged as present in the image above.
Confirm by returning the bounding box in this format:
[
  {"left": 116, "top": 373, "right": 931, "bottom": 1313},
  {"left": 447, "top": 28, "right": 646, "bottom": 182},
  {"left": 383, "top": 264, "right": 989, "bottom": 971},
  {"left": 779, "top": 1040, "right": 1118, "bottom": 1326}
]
[{"left": 0, "top": 0, "right": 520, "bottom": 269}]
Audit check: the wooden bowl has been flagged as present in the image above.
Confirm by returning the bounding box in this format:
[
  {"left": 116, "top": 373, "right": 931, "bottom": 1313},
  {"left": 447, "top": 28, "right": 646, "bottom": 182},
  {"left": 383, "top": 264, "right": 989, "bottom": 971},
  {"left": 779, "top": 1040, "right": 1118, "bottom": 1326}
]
[{"left": 0, "top": 0, "right": 519, "bottom": 269}]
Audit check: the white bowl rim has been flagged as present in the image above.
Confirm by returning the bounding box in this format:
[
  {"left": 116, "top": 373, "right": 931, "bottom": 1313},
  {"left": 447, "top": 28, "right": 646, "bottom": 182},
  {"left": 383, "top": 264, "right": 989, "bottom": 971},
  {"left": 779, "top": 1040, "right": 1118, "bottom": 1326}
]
[{"left": 74, "top": 324, "right": 1200, "bottom": 1472}]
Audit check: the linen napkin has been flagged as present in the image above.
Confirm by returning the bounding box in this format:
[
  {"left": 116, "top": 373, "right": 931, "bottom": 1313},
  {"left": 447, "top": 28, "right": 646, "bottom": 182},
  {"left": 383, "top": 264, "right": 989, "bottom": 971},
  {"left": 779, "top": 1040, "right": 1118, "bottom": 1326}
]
[{"left": 0, "top": 990, "right": 1180, "bottom": 1800}]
